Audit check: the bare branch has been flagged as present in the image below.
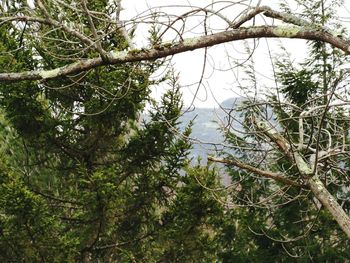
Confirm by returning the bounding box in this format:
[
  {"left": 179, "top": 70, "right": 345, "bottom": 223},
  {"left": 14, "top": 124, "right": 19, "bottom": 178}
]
[
  {"left": 254, "top": 118, "right": 350, "bottom": 239},
  {"left": 80, "top": 0, "right": 108, "bottom": 60},
  {"left": 231, "top": 5, "right": 311, "bottom": 28},
  {"left": 1, "top": 25, "right": 350, "bottom": 82},
  {"left": 36, "top": 0, "right": 96, "bottom": 50},
  {"left": 208, "top": 156, "right": 305, "bottom": 188}
]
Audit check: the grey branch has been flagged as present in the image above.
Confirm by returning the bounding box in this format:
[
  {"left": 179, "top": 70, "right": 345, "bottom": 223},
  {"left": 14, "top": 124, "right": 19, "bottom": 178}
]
[
  {"left": 1, "top": 25, "right": 350, "bottom": 82},
  {"left": 208, "top": 156, "right": 304, "bottom": 188}
]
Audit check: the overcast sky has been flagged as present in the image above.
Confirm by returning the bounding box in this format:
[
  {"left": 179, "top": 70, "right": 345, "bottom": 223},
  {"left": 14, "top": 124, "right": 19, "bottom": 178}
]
[{"left": 120, "top": 0, "right": 350, "bottom": 108}]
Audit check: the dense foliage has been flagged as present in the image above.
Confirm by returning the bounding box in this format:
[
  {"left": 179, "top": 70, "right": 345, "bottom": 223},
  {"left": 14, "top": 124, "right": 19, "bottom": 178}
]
[
  {"left": 0, "top": 1, "right": 226, "bottom": 261},
  {"left": 0, "top": 0, "right": 349, "bottom": 262},
  {"left": 218, "top": 0, "right": 350, "bottom": 261}
]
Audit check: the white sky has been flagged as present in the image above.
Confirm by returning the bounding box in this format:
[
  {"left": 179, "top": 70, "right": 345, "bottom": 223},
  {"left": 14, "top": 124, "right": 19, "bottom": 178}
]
[{"left": 120, "top": 0, "right": 350, "bottom": 108}]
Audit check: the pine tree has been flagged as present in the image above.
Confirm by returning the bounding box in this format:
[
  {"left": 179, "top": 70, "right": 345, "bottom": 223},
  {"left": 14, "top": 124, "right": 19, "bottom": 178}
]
[
  {"left": 0, "top": 1, "right": 226, "bottom": 261},
  {"left": 214, "top": 0, "right": 350, "bottom": 261}
]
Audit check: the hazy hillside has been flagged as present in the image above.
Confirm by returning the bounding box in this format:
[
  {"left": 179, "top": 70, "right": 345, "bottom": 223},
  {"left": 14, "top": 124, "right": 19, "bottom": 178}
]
[{"left": 179, "top": 98, "right": 245, "bottom": 161}]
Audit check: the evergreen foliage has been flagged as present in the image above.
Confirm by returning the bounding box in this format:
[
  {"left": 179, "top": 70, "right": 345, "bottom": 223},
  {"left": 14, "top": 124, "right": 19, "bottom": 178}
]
[
  {"left": 0, "top": 0, "right": 349, "bottom": 262},
  {"left": 217, "top": 0, "right": 350, "bottom": 261},
  {"left": 0, "top": 1, "right": 226, "bottom": 261}
]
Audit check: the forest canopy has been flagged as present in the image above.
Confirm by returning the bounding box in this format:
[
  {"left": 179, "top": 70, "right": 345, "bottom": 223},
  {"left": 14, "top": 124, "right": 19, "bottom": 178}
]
[{"left": 0, "top": 0, "right": 349, "bottom": 262}]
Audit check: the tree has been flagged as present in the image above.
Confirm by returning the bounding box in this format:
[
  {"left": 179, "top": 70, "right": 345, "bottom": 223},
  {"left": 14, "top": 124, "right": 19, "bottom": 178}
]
[
  {"left": 209, "top": 0, "right": 350, "bottom": 259},
  {"left": 0, "top": 1, "right": 227, "bottom": 261},
  {"left": 0, "top": 0, "right": 350, "bottom": 260}
]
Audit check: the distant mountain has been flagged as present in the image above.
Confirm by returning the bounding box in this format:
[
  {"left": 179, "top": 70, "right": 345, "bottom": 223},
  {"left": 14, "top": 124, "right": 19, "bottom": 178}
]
[
  {"left": 219, "top": 97, "right": 246, "bottom": 109},
  {"left": 143, "top": 97, "right": 255, "bottom": 161},
  {"left": 179, "top": 98, "right": 246, "bottom": 161},
  {"left": 177, "top": 97, "right": 277, "bottom": 185}
]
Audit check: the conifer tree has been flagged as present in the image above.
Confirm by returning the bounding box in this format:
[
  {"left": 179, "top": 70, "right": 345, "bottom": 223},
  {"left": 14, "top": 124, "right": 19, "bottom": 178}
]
[
  {"left": 0, "top": 1, "right": 225, "bottom": 261},
  {"left": 213, "top": 0, "right": 350, "bottom": 261}
]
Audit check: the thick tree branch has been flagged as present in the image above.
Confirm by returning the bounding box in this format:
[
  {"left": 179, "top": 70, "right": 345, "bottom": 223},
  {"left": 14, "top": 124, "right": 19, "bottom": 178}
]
[
  {"left": 1, "top": 25, "right": 349, "bottom": 82},
  {"left": 231, "top": 6, "right": 311, "bottom": 28},
  {"left": 208, "top": 156, "right": 304, "bottom": 188},
  {"left": 0, "top": 16, "right": 48, "bottom": 24},
  {"left": 255, "top": 118, "right": 350, "bottom": 239},
  {"left": 308, "top": 176, "right": 350, "bottom": 239},
  {"left": 260, "top": 6, "right": 312, "bottom": 27}
]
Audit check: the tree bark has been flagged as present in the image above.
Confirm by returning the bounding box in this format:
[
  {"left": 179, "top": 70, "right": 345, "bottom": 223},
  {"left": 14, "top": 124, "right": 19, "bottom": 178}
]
[
  {"left": 308, "top": 176, "right": 350, "bottom": 239},
  {"left": 256, "top": 118, "right": 350, "bottom": 239},
  {"left": 0, "top": 26, "right": 350, "bottom": 82}
]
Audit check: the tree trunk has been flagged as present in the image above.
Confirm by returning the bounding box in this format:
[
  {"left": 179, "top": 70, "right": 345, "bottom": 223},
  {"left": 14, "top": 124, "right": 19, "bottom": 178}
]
[
  {"left": 256, "top": 118, "right": 350, "bottom": 239},
  {"left": 308, "top": 176, "right": 350, "bottom": 239}
]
